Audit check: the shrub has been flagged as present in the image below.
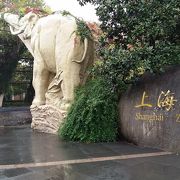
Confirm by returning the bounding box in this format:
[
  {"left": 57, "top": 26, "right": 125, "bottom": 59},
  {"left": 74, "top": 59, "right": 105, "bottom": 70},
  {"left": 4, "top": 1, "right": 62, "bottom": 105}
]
[{"left": 59, "top": 78, "right": 118, "bottom": 142}]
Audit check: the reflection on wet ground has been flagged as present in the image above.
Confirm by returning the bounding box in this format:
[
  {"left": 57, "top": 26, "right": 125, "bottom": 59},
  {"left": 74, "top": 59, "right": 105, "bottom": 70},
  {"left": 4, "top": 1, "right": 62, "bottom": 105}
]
[{"left": 0, "top": 126, "right": 180, "bottom": 180}]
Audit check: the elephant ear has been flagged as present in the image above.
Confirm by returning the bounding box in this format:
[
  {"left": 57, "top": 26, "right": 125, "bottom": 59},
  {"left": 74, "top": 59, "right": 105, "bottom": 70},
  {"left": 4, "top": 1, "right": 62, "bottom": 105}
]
[
  {"left": 20, "top": 12, "right": 39, "bottom": 39},
  {"left": 26, "top": 12, "right": 39, "bottom": 25}
]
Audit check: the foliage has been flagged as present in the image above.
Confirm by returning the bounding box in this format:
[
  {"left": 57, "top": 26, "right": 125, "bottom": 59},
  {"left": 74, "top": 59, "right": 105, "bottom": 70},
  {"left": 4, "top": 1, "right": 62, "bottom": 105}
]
[
  {"left": 8, "top": 56, "right": 33, "bottom": 95},
  {"left": 0, "top": 19, "right": 21, "bottom": 94},
  {"left": 0, "top": 19, "right": 33, "bottom": 103},
  {"left": 61, "top": 10, "right": 92, "bottom": 41},
  {"left": 78, "top": 0, "right": 180, "bottom": 91},
  {"left": 0, "top": 0, "right": 50, "bottom": 16},
  {"left": 0, "top": 0, "right": 45, "bottom": 96},
  {"left": 3, "top": 101, "right": 30, "bottom": 107},
  {"left": 92, "top": 40, "right": 180, "bottom": 93},
  {"left": 4, "top": 51, "right": 34, "bottom": 105},
  {"left": 76, "top": 20, "right": 92, "bottom": 41},
  {"left": 59, "top": 78, "right": 118, "bottom": 142}
]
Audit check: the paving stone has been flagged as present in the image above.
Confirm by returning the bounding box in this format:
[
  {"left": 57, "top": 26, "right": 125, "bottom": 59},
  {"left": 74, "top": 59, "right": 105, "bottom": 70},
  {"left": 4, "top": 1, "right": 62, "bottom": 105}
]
[{"left": 0, "top": 126, "right": 180, "bottom": 180}]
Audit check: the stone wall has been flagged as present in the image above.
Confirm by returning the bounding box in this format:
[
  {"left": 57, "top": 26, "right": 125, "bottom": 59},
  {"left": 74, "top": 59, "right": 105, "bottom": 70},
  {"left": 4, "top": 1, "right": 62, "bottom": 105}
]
[{"left": 119, "top": 66, "right": 180, "bottom": 152}]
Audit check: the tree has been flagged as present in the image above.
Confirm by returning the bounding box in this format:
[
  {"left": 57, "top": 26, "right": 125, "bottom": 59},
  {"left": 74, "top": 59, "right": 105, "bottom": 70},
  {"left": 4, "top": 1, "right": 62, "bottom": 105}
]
[
  {"left": 1, "top": 0, "right": 46, "bottom": 14},
  {"left": 4, "top": 52, "right": 34, "bottom": 105},
  {"left": 0, "top": 20, "right": 21, "bottom": 94},
  {"left": 0, "top": 0, "right": 49, "bottom": 106},
  {"left": 78, "top": 0, "right": 180, "bottom": 91}
]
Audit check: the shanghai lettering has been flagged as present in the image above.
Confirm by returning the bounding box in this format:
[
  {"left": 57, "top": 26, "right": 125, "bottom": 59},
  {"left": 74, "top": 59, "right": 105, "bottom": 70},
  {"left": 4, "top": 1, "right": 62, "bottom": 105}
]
[{"left": 135, "top": 90, "right": 177, "bottom": 112}]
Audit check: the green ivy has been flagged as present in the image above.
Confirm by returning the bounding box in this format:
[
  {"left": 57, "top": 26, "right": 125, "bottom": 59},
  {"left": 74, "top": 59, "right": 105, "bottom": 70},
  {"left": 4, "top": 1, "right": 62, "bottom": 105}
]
[
  {"left": 59, "top": 78, "right": 118, "bottom": 143},
  {"left": 61, "top": 10, "right": 92, "bottom": 41}
]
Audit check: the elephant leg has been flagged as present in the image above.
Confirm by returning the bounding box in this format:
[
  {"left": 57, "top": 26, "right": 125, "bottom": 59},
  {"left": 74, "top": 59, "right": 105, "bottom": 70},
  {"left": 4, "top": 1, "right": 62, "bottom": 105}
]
[
  {"left": 60, "top": 63, "right": 81, "bottom": 110},
  {"left": 45, "top": 72, "right": 63, "bottom": 106},
  {"left": 32, "top": 63, "right": 49, "bottom": 106},
  {"left": 55, "top": 32, "right": 83, "bottom": 110}
]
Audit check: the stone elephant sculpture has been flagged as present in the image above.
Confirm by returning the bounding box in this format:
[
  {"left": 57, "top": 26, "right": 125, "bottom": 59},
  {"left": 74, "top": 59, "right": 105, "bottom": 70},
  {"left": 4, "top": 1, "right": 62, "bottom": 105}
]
[{"left": 1, "top": 12, "right": 94, "bottom": 110}]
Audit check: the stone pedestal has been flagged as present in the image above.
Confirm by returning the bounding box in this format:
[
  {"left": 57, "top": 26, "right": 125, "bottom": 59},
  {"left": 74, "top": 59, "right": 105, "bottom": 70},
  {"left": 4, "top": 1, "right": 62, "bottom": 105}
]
[{"left": 30, "top": 105, "right": 66, "bottom": 134}]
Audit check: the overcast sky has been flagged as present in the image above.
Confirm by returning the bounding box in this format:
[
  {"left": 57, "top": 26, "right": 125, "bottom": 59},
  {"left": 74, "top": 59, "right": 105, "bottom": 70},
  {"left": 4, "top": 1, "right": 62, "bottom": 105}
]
[{"left": 44, "top": 0, "right": 99, "bottom": 22}]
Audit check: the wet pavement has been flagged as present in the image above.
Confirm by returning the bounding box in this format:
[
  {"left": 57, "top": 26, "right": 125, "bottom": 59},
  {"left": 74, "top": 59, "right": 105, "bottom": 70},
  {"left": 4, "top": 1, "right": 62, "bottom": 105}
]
[{"left": 0, "top": 126, "right": 180, "bottom": 180}]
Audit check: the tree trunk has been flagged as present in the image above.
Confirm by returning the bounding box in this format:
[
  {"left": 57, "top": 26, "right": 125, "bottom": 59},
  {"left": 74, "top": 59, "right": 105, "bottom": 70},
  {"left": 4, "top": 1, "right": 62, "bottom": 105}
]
[{"left": 0, "top": 94, "right": 4, "bottom": 107}]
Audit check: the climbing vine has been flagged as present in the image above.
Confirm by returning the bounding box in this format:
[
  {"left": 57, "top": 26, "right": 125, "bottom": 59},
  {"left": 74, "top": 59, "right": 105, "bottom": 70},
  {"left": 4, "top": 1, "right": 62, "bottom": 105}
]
[{"left": 61, "top": 10, "right": 92, "bottom": 41}]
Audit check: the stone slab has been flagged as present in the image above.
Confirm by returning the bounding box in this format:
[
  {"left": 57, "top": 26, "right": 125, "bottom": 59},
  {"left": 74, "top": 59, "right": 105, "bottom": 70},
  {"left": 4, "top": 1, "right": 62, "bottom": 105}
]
[{"left": 119, "top": 66, "right": 180, "bottom": 152}]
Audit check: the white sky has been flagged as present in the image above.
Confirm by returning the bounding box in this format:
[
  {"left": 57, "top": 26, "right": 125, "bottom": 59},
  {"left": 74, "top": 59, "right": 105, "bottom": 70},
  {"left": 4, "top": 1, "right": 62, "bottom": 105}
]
[{"left": 44, "top": 0, "right": 99, "bottom": 22}]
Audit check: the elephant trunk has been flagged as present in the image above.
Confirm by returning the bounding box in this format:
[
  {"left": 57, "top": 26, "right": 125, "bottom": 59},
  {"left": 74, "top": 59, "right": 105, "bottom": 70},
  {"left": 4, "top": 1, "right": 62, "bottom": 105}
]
[
  {"left": 9, "top": 23, "right": 27, "bottom": 35},
  {"left": 0, "top": 12, "right": 6, "bottom": 20}
]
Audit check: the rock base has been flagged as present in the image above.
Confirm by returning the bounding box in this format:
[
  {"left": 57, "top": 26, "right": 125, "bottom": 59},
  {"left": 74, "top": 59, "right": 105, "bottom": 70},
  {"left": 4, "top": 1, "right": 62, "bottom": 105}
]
[{"left": 30, "top": 105, "right": 66, "bottom": 134}]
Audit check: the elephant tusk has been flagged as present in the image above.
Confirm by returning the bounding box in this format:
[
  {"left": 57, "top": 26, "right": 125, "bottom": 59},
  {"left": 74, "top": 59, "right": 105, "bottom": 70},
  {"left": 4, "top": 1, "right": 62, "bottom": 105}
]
[{"left": 72, "top": 38, "right": 88, "bottom": 63}]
